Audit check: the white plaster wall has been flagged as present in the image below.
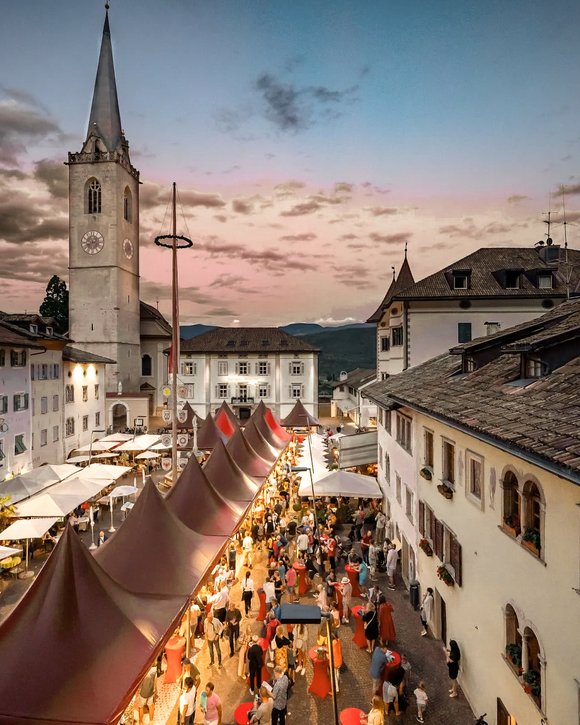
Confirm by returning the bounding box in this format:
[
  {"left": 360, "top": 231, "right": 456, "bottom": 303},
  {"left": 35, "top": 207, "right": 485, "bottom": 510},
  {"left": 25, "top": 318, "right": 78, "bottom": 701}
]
[
  {"left": 0, "top": 345, "right": 32, "bottom": 478},
  {"left": 63, "top": 362, "right": 108, "bottom": 457},
  {"left": 31, "top": 349, "right": 64, "bottom": 466},
  {"left": 414, "top": 410, "right": 580, "bottom": 725}
]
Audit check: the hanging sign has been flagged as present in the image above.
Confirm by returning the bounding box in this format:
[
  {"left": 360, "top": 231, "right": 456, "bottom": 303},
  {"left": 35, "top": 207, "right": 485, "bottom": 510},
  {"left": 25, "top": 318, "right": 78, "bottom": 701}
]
[
  {"left": 177, "top": 434, "right": 189, "bottom": 448},
  {"left": 162, "top": 386, "right": 171, "bottom": 398},
  {"left": 161, "top": 457, "right": 172, "bottom": 472},
  {"left": 178, "top": 386, "right": 188, "bottom": 399},
  {"left": 161, "top": 434, "right": 172, "bottom": 448},
  {"left": 177, "top": 409, "right": 188, "bottom": 423},
  {"left": 162, "top": 410, "right": 171, "bottom": 423}
]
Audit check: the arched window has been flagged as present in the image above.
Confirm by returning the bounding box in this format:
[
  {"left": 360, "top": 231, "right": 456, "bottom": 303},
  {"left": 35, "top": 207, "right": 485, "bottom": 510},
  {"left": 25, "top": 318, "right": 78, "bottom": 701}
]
[
  {"left": 521, "top": 480, "right": 544, "bottom": 556},
  {"left": 522, "top": 626, "right": 542, "bottom": 708},
  {"left": 123, "top": 186, "right": 132, "bottom": 222},
  {"left": 141, "top": 354, "right": 152, "bottom": 377},
  {"left": 504, "top": 604, "right": 522, "bottom": 672},
  {"left": 87, "top": 178, "right": 101, "bottom": 214},
  {"left": 502, "top": 470, "right": 520, "bottom": 535}
]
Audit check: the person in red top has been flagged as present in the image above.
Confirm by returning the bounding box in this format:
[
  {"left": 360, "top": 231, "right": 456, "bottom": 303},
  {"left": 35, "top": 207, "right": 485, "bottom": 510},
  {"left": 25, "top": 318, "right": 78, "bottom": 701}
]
[
  {"left": 285, "top": 566, "right": 298, "bottom": 602},
  {"left": 265, "top": 612, "right": 280, "bottom": 643},
  {"left": 361, "top": 531, "right": 373, "bottom": 565},
  {"left": 378, "top": 595, "right": 397, "bottom": 646},
  {"left": 326, "top": 535, "right": 337, "bottom": 572}
]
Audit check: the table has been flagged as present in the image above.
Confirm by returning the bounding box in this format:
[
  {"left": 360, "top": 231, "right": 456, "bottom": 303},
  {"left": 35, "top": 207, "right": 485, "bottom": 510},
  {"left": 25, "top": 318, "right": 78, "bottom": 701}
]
[
  {"left": 381, "top": 649, "right": 402, "bottom": 682},
  {"left": 340, "top": 707, "right": 366, "bottom": 725},
  {"left": 293, "top": 561, "right": 309, "bottom": 595},
  {"left": 308, "top": 646, "right": 331, "bottom": 699},
  {"left": 345, "top": 564, "right": 361, "bottom": 597},
  {"left": 164, "top": 636, "right": 185, "bottom": 684},
  {"left": 351, "top": 605, "right": 367, "bottom": 649},
  {"left": 256, "top": 588, "right": 267, "bottom": 622},
  {"left": 257, "top": 637, "right": 271, "bottom": 683},
  {"left": 234, "top": 702, "right": 254, "bottom": 725}
]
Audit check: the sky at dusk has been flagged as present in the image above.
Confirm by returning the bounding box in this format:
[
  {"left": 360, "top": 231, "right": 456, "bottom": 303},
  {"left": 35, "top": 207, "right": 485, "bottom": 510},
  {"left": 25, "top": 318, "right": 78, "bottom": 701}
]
[{"left": 1, "top": 0, "right": 580, "bottom": 326}]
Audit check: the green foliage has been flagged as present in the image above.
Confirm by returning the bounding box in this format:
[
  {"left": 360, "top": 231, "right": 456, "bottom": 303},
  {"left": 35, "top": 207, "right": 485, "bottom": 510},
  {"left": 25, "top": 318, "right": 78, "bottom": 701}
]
[
  {"left": 522, "top": 527, "right": 541, "bottom": 550},
  {"left": 0, "top": 494, "right": 16, "bottom": 534},
  {"left": 39, "top": 275, "right": 69, "bottom": 334},
  {"left": 505, "top": 643, "right": 522, "bottom": 666}
]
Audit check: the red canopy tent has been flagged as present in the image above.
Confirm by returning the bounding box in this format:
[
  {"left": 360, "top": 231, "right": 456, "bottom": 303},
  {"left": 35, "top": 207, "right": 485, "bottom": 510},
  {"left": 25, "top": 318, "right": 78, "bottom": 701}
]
[
  {"left": 203, "top": 439, "right": 260, "bottom": 504},
  {"left": 215, "top": 409, "right": 237, "bottom": 438},
  {"left": 197, "top": 414, "right": 229, "bottom": 450},
  {"left": 95, "top": 481, "right": 225, "bottom": 597},
  {"left": 280, "top": 399, "right": 320, "bottom": 428},
  {"left": 215, "top": 401, "right": 239, "bottom": 431},
  {"left": 226, "top": 427, "right": 273, "bottom": 479},
  {"left": 251, "top": 411, "right": 289, "bottom": 450},
  {"left": 0, "top": 526, "right": 185, "bottom": 725},
  {"left": 264, "top": 407, "right": 293, "bottom": 442},
  {"left": 243, "top": 418, "right": 280, "bottom": 463},
  {"left": 166, "top": 452, "right": 243, "bottom": 535}
]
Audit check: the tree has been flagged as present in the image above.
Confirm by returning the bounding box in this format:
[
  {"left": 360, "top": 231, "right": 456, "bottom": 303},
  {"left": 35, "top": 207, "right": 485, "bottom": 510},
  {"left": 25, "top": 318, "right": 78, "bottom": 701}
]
[
  {"left": 39, "top": 275, "right": 69, "bottom": 334},
  {"left": 0, "top": 495, "right": 15, "bottom": 534}
]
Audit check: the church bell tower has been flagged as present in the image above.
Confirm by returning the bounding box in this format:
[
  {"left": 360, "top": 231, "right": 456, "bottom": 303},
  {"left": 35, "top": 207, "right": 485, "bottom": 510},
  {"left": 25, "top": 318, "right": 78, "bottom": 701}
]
[{"left": 67, "top": 8, "right": 141, "bottom": 394}]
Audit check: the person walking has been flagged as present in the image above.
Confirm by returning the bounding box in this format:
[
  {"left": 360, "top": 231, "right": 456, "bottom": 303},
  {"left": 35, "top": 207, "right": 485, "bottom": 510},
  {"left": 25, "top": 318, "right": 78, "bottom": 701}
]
[
  {"left": 285, "top": 563, "right": 297, "bottom": 602},
  {"left": 210, "top": 582, "right": 229, "bottom": 624},
  {"left": 294, "top": 622, "right": 307, "bottom": 675},
  {"left": 382, "top": 680, "right": 400, "bottom": 718},
  {"left": 375, "top": 509, "right": 386, "bottom": 546},
  {"left": 241, "top": 570, "right": 255, "bottom": 616},
  {"left": 339, "top": 576, "right": 352, "bottom": 623},
  {"left": 368, "top": 540, "right": 380, "bottom": 580},
  {"left": 204, "top": 612, "right": 223, "bottom": 668},
  {"left": 360, "top": 695, "right": 385, "bottom": 725},
  {"left": 414, "top": 680, "right": 428, "bottom": 723},
  {"left": 178, "top": 677, "right": 196, "bottom": 725},
  {"left": 237, "top": 626, "right": 252, "bottom": 681},
  {"left": 136, "top": 663, "right": 157, "bottom": 724},
  {"left": 446, "top": 640, "right": 461, "bottom": 697},
  {"left": 369, "top": 644, "right": 391, "bottom": 696},
  {"left": 271, "top": 666, "right": 289, "bottom": 725},
  {"left": 242, "top": 531, "right": 254, "bottom": 568},
  {"left": 200, "top": 681, "right": 222, "bottom": 725},
  {"left": 386, "top": 544, "right": 398, "bottom": 590},
  {"left": 362, "top": 601, "right": 379, "bottom": 653},
  {"left": 225, "top": 601, "right": 242, "bottom": 657},
  {"left": 419, "top": 587, "right": 434, "bottom": 637},
  {"left": 378, "top": 596, "right": 396, "bottom": 646},
  {"left": 247, "top": 635, "right": 263, "bottom": 695}
]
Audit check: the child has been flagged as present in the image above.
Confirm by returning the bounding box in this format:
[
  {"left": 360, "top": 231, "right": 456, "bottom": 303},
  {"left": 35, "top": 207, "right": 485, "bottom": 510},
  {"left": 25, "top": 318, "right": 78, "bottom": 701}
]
[{"left": 414, "top": 680, "right": 428, "bottom": 723}]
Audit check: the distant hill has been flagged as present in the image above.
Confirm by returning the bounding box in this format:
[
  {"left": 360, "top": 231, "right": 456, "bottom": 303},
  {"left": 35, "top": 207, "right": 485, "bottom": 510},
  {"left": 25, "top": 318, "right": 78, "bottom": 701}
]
[
  {"left": 279, "top": 323, "right": 324, "bottom": 336},
  {"left": 180, "top": 324, "right": 217, "bottom": 340}
]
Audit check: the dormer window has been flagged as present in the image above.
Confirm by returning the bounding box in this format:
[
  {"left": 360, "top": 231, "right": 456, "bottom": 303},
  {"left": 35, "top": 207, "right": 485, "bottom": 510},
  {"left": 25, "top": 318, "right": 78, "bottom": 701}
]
[
  {"left": 452, "top": 271, "right": 470, "bottom": 289},
  {"left": 505, "top": 270, "right": 520, "bottom": 289},
  {"left": 537, "top": 272, "right": 553, "bottom": 290},
  {"left": 463, "top": 356, "right": 476, "bottom": 373},
  {"left": 525, "top": 356, "right": 547, "bottom": 378},
  {"left": 45, "top": 326, "right": 53, "bottom": 336},
  {"left": 29, "top": 324, "right": 38, "bottom": 334}
]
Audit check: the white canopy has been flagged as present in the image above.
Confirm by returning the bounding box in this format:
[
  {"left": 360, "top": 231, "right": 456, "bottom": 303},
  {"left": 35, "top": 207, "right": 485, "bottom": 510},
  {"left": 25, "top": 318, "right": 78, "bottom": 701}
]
[
  {"left": 115, "top": 434, "right": 161, "bottom": 452},
  {"left": 135, "top": 451, "right": 160, "bottom": 460},
  {"left": 91, "top": 452, "right": 119, "bottom": 459},
  {"left": 0, "top": 464, "right": 81, "bottom": 504},
  {"left": 77, "top": 463, "right": 132, "bottom": 481},
  {"left": 294, "top": 434, "right": 330, "bottom": 482},
  {"left": 298, "top": 470, "right": 382, "bottom": 499},
  {"left": 149, "top": 441, "right": 170, "bottom": 451},
  {"left": 0, "top": 545, "right": 22, "bottom": 560},
  {"left": 66, "top": 455, "right": 91, "bottom": 464},
  {"left": 99, "top": 433, "right": 134, "bottom": 442},
  {"left": 0, "top": 518, "right": 59, "bottom": 541},
  {"left": 75, "top": 441, "right": 118, "bottom": 452}
]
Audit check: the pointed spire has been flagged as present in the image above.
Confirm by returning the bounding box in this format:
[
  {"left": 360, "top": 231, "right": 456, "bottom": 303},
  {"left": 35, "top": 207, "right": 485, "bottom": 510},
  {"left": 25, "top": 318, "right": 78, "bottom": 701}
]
[
  {"left": 87, "top": 7, "right": 123, "bottom": 152},
  {"left": 404, "top": 240, "right": 408, "bottom": 259}
]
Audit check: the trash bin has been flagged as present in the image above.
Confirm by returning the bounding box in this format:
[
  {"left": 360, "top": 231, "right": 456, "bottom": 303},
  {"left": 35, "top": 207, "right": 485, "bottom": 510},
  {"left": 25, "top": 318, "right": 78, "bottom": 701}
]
[{"left": 409, "top": 581, "right": 420, "bottom": 610}]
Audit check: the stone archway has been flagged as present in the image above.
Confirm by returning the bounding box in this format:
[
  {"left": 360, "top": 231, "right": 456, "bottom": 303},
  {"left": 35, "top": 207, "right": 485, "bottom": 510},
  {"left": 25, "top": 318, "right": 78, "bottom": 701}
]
[{"left": 111, "top": 402, "right": 128, "bottom": 432}]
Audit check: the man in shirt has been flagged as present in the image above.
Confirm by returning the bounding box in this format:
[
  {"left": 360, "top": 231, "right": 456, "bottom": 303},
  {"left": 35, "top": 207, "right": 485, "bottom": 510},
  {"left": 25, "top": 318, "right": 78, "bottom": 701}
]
[
  {"left": 271, "top": 665, "right": 289, "bottom": 725},
  {"left": 386, "top": 544, "right": 398, "bottom": 590},
  {"left": 263, "top": 576, "right": 276, "bottom": 607},
  {"left": 375, "top": 510, "right": 387, "bottom": 545},
  {"left": 210, "top": 583, "right": 229, "bottom": 623},
  {"left": 225, "top": 601, "right": 242, "bottom": 657},
  {"left": 296, "top": 529, "right": 309, "bottom": 559},
  {"left": 285, "top": 565, "right": 297, "bottom": 602},
  {"left": 370, "top": 644, "right": 392, "bottom": 696},
  {"left": 204, "top": 612, "right": 223, "bottom": 668},
  {"left": 201, "top": 681, "right": 222, "bottom": 725},
  {"left": 242, "top": 531, "right": 254, "bottom": 568},
  {"left": 382, "top": 679, "right": 400, "bottom": 717},
  {"left": 179, "top": 676, "right": 196, "bottom": 725},
  {"left": 136, "top": 664, "right": 157, "bottom": 724},
  {"left": 247, "top": 635, "right": 263, "bottom": 695}
]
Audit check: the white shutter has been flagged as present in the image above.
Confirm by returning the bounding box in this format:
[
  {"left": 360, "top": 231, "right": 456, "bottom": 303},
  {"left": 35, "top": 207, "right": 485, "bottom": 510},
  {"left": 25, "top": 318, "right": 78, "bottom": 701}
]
[
  {"left": 267, "top": 362, "right": 271, "bottom": 375},
  {"left": 235, "top": 362, "right": 239, "bottom": 374},
  {"left": 288, "top": 385, "right": 292, "bottom": 398},
  {"left": 267, "top": 384, "right": 271, "bottom": 398},
  {"left": 226, "top": 385, "right": 230, "bottom": 398},
  {"left": 214, "top": 385, "right": 219, "bottom": 398},
  {"left": 288, "top": 362, "right": 292, "bottom": 374},
  {"left": 301, "top": 384, "right": 305, "bottom": 397},
  {"left": 301, "top": 362, "right": 305, "bottom": 374}
]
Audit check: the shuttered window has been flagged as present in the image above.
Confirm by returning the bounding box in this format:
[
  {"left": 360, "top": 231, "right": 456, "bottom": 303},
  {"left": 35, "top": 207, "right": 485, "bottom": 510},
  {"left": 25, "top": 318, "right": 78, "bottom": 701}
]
[
  {"left": 418, "top": 501, "right": 425, "bottom": 536},
  {"left": 434, "top": 519, "right": 444, "bottom": 559}
]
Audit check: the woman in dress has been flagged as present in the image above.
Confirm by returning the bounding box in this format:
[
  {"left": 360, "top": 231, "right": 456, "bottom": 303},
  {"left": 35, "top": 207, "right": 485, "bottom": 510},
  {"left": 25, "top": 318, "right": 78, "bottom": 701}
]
[
  {"left": 273, "top": 624, "right": 290, "bottom": 672},
  {"left": 446, "top": 640, "right": 461, "bottom": 697},
  {"left": 378, "top": 595, "right": 396, "bottom": 646},
  {"left": 362, "top": 601, "right": 379, "bottom": 653},
  {"left": 293, "top": 622, "right": 307, "bottom": 675},
  {"left": 237, "top": 625, "right": 252, "bottom": 680},
  {"left": 361, "top": 695, "right": 385, "bottom": 725}
]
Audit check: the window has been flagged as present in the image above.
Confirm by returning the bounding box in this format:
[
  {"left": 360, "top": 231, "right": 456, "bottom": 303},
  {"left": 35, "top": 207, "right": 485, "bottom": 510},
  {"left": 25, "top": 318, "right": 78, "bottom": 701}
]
[
  {"left": 95, "top": 412, "right": 101, "bottom": 427},
  {"left": 505, "top": 270, "right": 520, "bottom": 289},
  {"left": 522, "top": 480, "right": 543, "bottom": 556},
  {"left": 218, "top": 361, "right": 228, "bottom": 376},
  {"left": 463, "top": 356, "right": 476, "bottom": 373},
  {"left": 290, "top": 361, "right": 304, "bottom": 375},
  {"left": 181, "top": 361, "right": 196, "bottom": 376},
  {"left": 0, "top": 395, "right": 7, "bottom": 414},
  {"left": 52, "top": 394, "right": 59, "bottom": 411},
  {"left": 537, "top": 273, "right": 552, "bottom": 289},
  {"left": 141, "top": 354, "right": 152, "bottom": 377},
  {"left": 39, "top": 364, "right": 48, "bottom": 380},
  {"left": 87, "top": 178, "right": 101, "bottom": 214},
  {"left": 82, "top": 415, "right": 89, "bottom": 432},
  {"left": 123, "top": 187, "right": 132, "bottom": 222},
  {"left": 65, "top": 385, "right": 74, "bottom": 403},
  {"left": 41, "top": 396, "right": 48, "bottom": 414},
  {"left": 40, "top": 429, "right": 47, "bottom": 447},
  {"left": 381, "top": 372, "right": 389, "bottom": 381},
  {"left": 238, "top": 362, "right": 249, "bottom": 375},
  {"left": 395, "top": 473, "right": 402, "bottom": 504},
  {"left": 238, "top": 384, "right": 249, "bottom": 402},
  {"left": 457, "top": 322, "right": 472, "bottom": 343},
  {"left": 380, "top": 336, "right": 390, "bottom": 352},
  {"left": 82, "top": 386, "right": 88, "bottom": 402},
  {"left": 395, "top": 412, "right": 412, "bottom": 453},
  {"left": 453, "top": 272, "right": 469, "bottom": 289},
  {"left": 52, "top": 425, "right": 59, "bottom": 442},
  {"left": 217, "top": 383, "right": 228, "bottom": 399},
  {"left": 14, "top": 434, "right": 27, "bottom": 455},
  {"left": 466, "top": 452, "right": 483, "bottom": 503},
  {"left": 65, "top": 417, "right": 75, "bottom": 437},
  {"left": 522, "top": 626, "right": 543, "bottom": 708},
  {"left": 405, "top": 486, "right": 414, "bottom": 522},
  {"left": 424, "top": 429, "right": 434, "bottom": 468},
  {"left": 0, "top": 440, "right": 4, "bottom": 464},
  {"left": 384, "top": 453, "right": 390, "bottom": 485},
  {"left": 0, "top": 349, "right": 4, "bottom": 366},
  {"left": 258, "top": 361, "right": 270, "bottom": 376},
  {"left": 94, "top": 385, "right": 99, "bottom": 400},
  {"left": 502, "top": 471, "right": 521, "bottom": 535},
  {"left": 418, "top": 502, "right": 435, "bottom": 543},
  {"left": 384, "top": 409, "right": 391, "bottom": 434},
  {"left": 391, "top": 327, "right": 403, "bottom": 346},
  {"left": 442, "top": 439, "right": 455, "bottom": 485},
  {"left": 525, "top": 356, "right": 546, "bottom": 378},
  {"left": 444, "top": 527, "right": 463, "bottom": 584},
  {"left": 13, "top": 393, "right": 29, "bottom": 412},
  {"left": 258, "top": 384, "right": 270, "bottom": 398},
  {"left": 290, "top": 383, "right": 304, "bottom": 399},
  {"left": 10, "top": 350, "right": 26, "bottom": 367}
]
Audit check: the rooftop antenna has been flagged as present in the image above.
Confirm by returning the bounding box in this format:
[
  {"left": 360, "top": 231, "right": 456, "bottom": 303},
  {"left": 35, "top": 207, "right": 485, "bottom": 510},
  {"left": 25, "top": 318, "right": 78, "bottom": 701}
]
[
  {"left": 542, "top": 194, "right": 557, "bottom": 246},
  {"left": 391, "top": 265, "right": 396, "bottom": 282},
  {"left": 562, "top": 187, "right": 571, "bottom": 299}
]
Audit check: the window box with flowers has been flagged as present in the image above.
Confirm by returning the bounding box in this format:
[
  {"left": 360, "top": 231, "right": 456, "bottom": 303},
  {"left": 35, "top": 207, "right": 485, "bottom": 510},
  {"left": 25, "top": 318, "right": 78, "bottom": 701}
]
[
  {"left": 419, "top": 538, "right": 433, "bottom": 557},
  {"left": 505, "top": 644, "right": 522, "bottom": 673},
  {"left": 522, "top": 527, "right": 541, "bottom": 556},
  {"left": 522, "top": 669, "right": 541, "bottom": 700},
  {"left": 436, "top": 564, "right": 455, "bottom": 586},
  {"left": 419, "top": 466, "right": 433, "bottom": 481},
  {"left": 437, "top": 483, "right": 454, "bottom": 500},
  {"left": 502, "top": 513, "right": 521, "bottom": 538}
]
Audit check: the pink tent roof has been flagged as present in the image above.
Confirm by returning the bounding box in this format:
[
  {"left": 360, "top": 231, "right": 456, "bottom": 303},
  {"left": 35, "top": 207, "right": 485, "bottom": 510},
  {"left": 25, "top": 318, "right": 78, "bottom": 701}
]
[
  {"left": 203, "top": 439, "right": 260, "bottom": 504},
  {"left": 166, "top": 453, "right": 243, "bottom": 535},
  {"left": 264, "top": 407, "right": 293, "bottom": 442},
  {"left": 226, "top": 427, "right": 273, "bottom": 478},
  {"left": 215, "top": 408, "right": 237, "bottom": 437},
  {"left": 243, "top": 418, "right": 280, "bottom": 463},
  {"left": 197, "top": 414, "right": 229, "bottom": 449},
  {"left": 252, "top": 411, "right": 288, "bottom": 450},
  {"left": 0, "top": 526, "right": 184, "bottom": 725},
  {"left": 216, "top": 401, "right": 240, "bottom": 429},
  {"left": 95, "top": 481, "right": 225, "bottom": 597},
  {"left": 280, "top": 399, "right": 320, "bottom": 427}
]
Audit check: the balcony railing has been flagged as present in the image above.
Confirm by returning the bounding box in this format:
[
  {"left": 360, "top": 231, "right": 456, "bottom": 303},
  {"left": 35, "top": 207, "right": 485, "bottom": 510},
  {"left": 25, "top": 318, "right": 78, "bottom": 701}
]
[{"left": 230, "top": 397, "right": 255, "bottom": 405}]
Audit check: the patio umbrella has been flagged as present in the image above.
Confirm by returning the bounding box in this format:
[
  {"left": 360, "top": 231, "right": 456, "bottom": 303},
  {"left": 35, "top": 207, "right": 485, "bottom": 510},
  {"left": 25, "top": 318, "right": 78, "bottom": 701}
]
[
  {"left": 110, "top": 485, "right": 138, "bottom": 498},
  {"left": 90, "top": 452, "right": 119, "bottom": 459},
  {"left": 66, "top": 455, "right": 91, "bottom": 464},
  {"left": 0, "top": 517, "right": 58, "bottom": 569},
  {"left": 0, "top": 545, "right": 22, "bottom": 561},
  {"left": 135, "top": 451, "right": 160, "bottom": 460}
]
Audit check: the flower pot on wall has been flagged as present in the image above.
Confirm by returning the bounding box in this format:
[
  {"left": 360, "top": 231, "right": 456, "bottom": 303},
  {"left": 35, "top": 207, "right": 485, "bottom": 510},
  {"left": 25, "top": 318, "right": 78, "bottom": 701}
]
[
  {"left": 437, "top": 484, "right": 453, "bottom": 500},
  {"left": 522, "top": 539, "right": 540, "bottom": 556}
]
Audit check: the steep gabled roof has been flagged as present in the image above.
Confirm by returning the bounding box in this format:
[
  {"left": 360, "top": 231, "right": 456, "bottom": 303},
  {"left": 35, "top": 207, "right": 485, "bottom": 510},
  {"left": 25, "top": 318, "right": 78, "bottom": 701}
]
[
  {"left": 367, "top": 256, "right": 415, "bottom": 323},
  {"left": 140, "top": 301, "right": 172, "bottom": 337},
  {"left": 181, "top": 327, "right": 319, "bottom": 353},
  {"left": 63, "top": 345, "right": 116, "bottom": 364}
]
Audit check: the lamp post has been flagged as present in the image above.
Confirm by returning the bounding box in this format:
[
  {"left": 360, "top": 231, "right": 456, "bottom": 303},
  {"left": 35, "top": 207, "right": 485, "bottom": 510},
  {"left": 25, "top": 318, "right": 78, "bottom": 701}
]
[{"left": 88, "top": 428, "right": 106, "bottom": 466}]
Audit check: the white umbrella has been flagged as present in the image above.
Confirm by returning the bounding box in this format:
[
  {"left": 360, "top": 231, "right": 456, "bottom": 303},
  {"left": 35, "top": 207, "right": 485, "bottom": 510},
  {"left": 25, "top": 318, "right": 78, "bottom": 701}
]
[
  {"left": 66, "top": 455, "right": 91, "bottom": 464},
  {"left": 115, "top": 435, "right": 161, "bottom": 452},
  {"left": 298, "top": 469, "right": 382, "bottom": 498},
  {"left": 75, "top": 441, "right": 117, "bottom": 452},
  {"left": 0, "top": 545, "right": 22, "bottom": 561},
  {"left": 135, "top": 451, "right": 160, "bottom": 460},
  {"left": 110, "top": 485, "right": 138, "bottom": 498},
  {"left": 0, "top": 517, "right": 58, "bottom": 568},
  {"left": 91, "top": 452, "right": 119, "bottom": 459}
]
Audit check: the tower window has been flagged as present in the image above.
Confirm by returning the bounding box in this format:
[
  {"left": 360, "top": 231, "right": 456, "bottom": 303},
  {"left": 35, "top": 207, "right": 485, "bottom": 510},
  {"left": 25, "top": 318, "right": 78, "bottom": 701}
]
[
  {"left": 124, "top": 187, "right": 132, "bottom": 222},
  {"left": 87, "top": 178, "right": 102, "bottom": 214}
]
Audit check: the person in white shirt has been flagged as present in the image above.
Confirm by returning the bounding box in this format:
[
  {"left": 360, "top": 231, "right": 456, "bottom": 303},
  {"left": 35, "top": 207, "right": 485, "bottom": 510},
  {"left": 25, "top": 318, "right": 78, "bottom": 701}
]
[
  {"left": 241, "top": 570, "right": 255, "bottom": 616},
  {"left": 263, "top": 577, "right": 276, "bottom": 606},
  {"left": 420, "top": 588, "right": 434, "bottom": 637},
  {"left": 179, "top": 677, "right": 196, "bottom": 725},
  {"left": 414, "top": 680, "right": 429, "bottom": 723},
  {"left": 296, "top": 531, "right": 309, "bottom": 559},
  {"left": 375, "top": 510, "right": 386, "bottom": 545},
  {"left": 386, "top": 544, "right": 398, "bottom": 590},
  {"left": 210, "top": 584, "right": 229, "bottom": 623},
  {"left": 242, "top": 533, "right": 254, "bottom": 568}
]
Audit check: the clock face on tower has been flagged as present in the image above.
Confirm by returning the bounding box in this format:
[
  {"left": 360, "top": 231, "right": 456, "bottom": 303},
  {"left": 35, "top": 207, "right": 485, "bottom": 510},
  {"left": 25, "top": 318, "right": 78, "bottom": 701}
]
[
  {"left": 81, "top": 230, "right": 104, "bottom": 255},
  {"left": 123, "top": 238, "right": 134, "bottom": 259}
]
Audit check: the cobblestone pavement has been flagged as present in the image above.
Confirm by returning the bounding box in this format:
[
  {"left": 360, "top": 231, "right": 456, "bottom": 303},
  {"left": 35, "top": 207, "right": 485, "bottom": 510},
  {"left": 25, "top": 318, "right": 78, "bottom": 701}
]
[{"left": 188, "top": 538, "right": 477, "bottom": 725}]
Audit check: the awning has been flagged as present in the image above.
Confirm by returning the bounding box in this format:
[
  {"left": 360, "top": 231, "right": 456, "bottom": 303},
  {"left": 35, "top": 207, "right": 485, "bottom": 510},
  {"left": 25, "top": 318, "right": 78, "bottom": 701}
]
[
  {"left": 294, "top": 434, "right": 330, "bottom": 483},
  {"left": 298, "top": 470, "right": 382, "bottom": 498},
  {"left": 135, "top": 451, "right": 160, "bottom": 460},
  {"left": 78, "top": 463, "right": 132, "bottom": 481},
  {"left": 75, "top": 440, "right": 118, "bottom": 452},
  {"left": 203, "top": 439, "right": 260, "bottom": 504},
  {"left": 0, "top": 518, "right": 58, "bottom": 541},
  {"left": 338, "top": 430, "right": 378, "bottom": 468},
  {"left": 226, "top": 428, "right": 273, "bottom": 479},
  {"left": 0, "top": 464, "right": 81, "bottom": 505},
  {"left": 0, "top": 545, "right": 22, "bottom": 561},
  {"left": 115, "top": 435, "right": 161, "bottom": 452},
  {"left": 336, "top": 399, "right": 356, "bottom": 413},
  {"left": 15, "top": 477, "right": 105, "bottom": 517}
]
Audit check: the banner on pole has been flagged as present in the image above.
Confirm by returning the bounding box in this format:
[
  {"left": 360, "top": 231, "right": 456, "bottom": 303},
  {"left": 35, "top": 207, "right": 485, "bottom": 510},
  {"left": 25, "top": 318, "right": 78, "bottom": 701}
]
[{"left": 161, "top": 457, "right": 172, "bottom": 472}]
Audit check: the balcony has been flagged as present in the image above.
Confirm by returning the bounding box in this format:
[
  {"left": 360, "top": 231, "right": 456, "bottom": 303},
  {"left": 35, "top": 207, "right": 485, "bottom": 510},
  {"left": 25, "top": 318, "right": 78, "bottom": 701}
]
[{"left": 230, "top": 397, "right": 255, "bottom": 405}]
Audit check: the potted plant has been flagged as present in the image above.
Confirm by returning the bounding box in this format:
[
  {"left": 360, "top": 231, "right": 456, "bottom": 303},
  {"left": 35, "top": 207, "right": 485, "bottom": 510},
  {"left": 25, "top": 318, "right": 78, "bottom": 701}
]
[
  {"left": 505, "top": 643, "right": 522, "bottom": 669},
  {"left": 419, "top": 538, "right": 433, "bottom": 557},
  {"left": 503, "top": 513, "right": 520, "bottom": 538},
  {"left": 419, "top": 466, "right": 433, "bottom": 481},
  {"left": 523, "top": 669, "right": 541, "bottom": 697},
  {"left": 522, "top": 527, "right": 541, "bottom": 555},
  {"left": 437, "top": 483, "right": 453, "bottom": 500},
  {"left": 436, "top": 564, "right": 454, "bottom": 586}
]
